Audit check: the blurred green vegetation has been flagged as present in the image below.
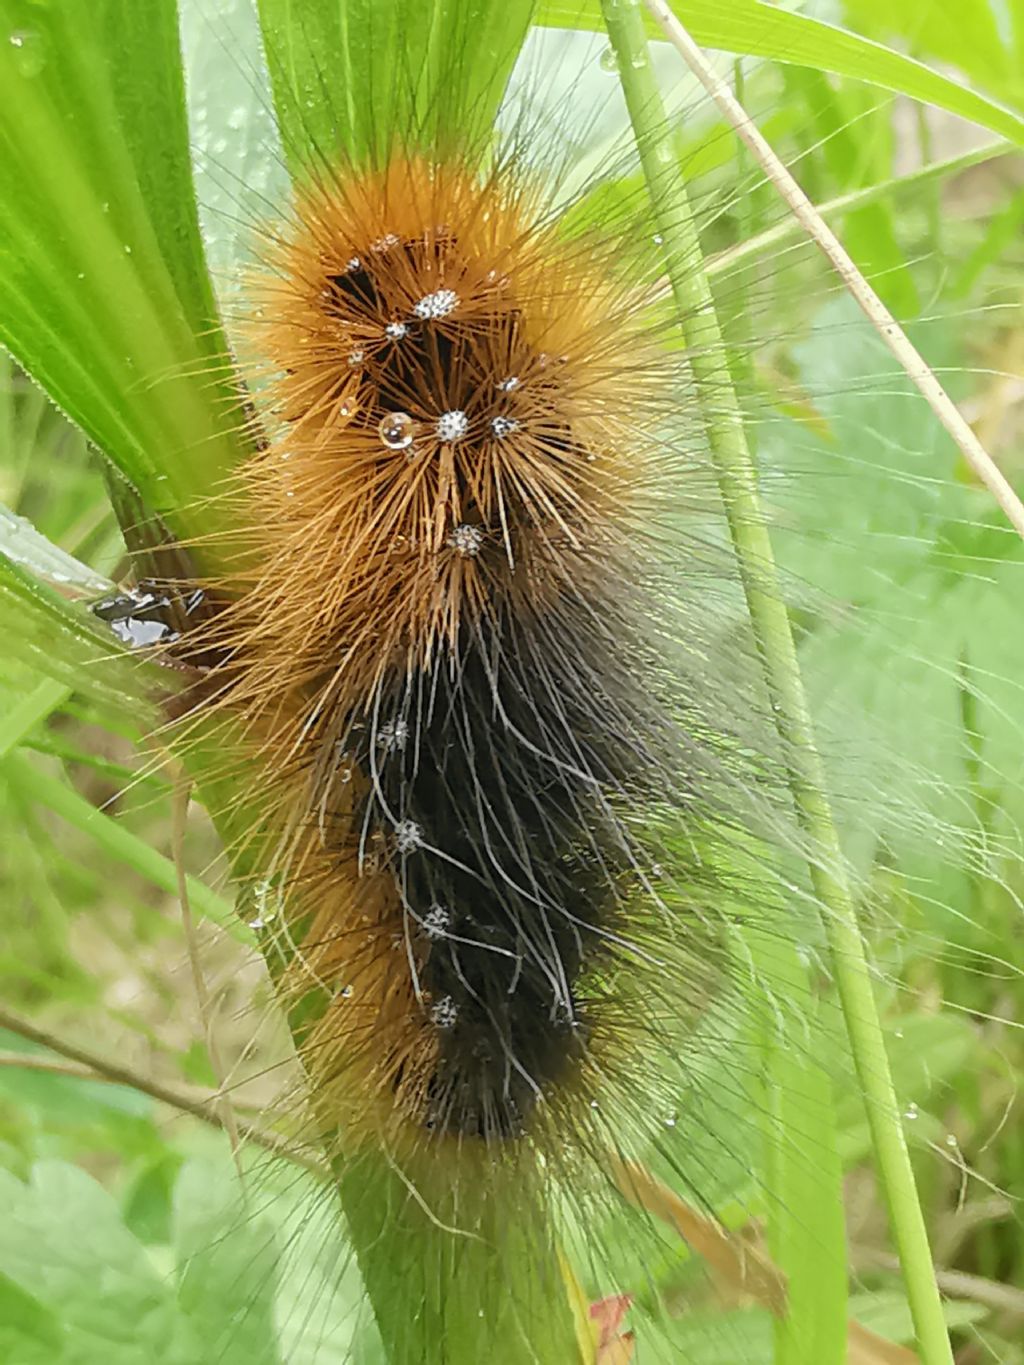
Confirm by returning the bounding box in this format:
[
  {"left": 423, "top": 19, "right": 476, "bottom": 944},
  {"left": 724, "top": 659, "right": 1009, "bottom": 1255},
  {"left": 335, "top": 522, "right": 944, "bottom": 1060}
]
[{"left": 1, "top": 1, "right": 1023, "bottom": 1362}]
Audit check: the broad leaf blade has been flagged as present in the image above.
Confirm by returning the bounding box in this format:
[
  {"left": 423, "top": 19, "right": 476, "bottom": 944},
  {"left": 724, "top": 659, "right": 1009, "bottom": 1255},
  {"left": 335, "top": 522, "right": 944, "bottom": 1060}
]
[
  {"left": 0, "top": 1, "right": 246, "bottom": 554},
  {"left": 256, "top": 0, "right": 535, "bottom": 171},
  {"left": 538, "top": 1, "right": 1024, "bottom": 144}
]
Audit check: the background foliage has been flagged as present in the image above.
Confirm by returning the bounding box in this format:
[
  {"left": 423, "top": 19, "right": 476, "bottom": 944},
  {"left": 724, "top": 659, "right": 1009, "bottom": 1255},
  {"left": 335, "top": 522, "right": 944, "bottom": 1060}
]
[{"left": 1, "top": 1, "right": 1022, "bottom": 1361}]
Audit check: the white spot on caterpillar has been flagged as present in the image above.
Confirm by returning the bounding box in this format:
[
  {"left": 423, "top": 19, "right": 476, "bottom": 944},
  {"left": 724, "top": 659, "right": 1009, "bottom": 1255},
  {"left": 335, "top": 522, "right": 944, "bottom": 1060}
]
[
  {"left": 347, "top": 348, "right": 365, "bottom": 367},
  {"left": 496, "top": 375, "right": 520, "bottom": 392},
  {"left": 447, "top": 524, "right": 484, "bottom": 558},
  {"left": 248, "top": 878, "right": 281, "bottom": 932},
  {"left": 385, "top": 321, "right": 408, "bottom": 340},
  {"left": 345, "top": 256, "right": 361, "bottom": 271},
  {"left": 370, "top": 232, "right": 400, "bottom": 253},
  {"left": 423, "top": 905, "right": 451, "bottom": 938},
  {"left": 414, "top": 288, "right": 458, "bottom": 319},
  {"left": 431, "top": 995, "right": 458, "bottom": 1029},
  {"left": 435, "top": 410, "right": 468, "bottom": 443},
  {"left": 490, "top": 415, "right": 519, "bottom": 440},
  {"left": 377, "top": 719, "right": 409, "bottom": 752},
  {"left": 395, "top": 820, "right": 423, "bottom": 853}
]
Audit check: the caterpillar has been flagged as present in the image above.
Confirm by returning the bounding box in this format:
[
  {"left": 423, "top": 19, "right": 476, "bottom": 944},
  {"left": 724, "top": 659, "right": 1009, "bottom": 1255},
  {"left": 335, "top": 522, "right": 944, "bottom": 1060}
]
[{"left": 165, "top": 22, "right": 793, "bottom": 1359}]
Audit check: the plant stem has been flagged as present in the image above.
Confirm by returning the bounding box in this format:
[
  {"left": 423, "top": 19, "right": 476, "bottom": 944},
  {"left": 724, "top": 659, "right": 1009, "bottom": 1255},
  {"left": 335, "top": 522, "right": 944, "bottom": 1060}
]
[
  {"left": 598, "top": 3, "right": 953, "bottom": 1362},
  {"left": 0, "top": 1004, "right": 309, "bottom": 1168}
]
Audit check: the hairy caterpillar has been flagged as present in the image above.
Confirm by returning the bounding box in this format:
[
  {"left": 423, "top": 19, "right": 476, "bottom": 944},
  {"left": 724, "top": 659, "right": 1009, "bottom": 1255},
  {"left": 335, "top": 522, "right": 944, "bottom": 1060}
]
[
  {"left": 159, "top": 20, "right": 803, "bottom": 1358},
  {"left": 26, "top": 2, "right": 1017, "bottom": 1362}
]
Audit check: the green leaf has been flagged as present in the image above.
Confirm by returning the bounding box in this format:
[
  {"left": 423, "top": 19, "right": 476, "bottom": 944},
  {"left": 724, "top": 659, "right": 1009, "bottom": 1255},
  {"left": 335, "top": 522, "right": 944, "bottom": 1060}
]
[
  {"left": 0, "top": 0, "right": 246, "bottom": 551},
  {"left": 0, "top": 503, "right": 113, "bottom": 597},
  {"left": 841, "top": 0, "right": 1022, "bottom": 104},
  {"left": 0, "top": 1274, "right": 62, "bottom": 1364},
  {"left": 0, "top": 555, "right": 159, "bottom": 723},
  {"left": 255, "top": 0, "right": 535, "bottom": 172},
  {"left": 537, "top": 1, "right": 1024, "bottom": 145},
  {"left": 172, "top": 1160, "right": 282, "bottom": 1365},
  {"left": 3, "top": 752, "right": 246, "bottom": 942},
  {"left": 0, "top": 1161, "right": 201, "bottom": 1364},
  {"left": 179, "top": 0, "right": 287, "bottom": 284}
]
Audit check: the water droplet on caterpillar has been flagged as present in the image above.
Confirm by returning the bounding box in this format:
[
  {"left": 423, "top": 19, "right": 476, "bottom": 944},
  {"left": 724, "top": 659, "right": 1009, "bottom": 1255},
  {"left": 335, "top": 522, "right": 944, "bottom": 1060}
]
[
  {"left": 598, "top": 47, "right": 618, "bottom": 73},
  {"left": 378, "top": 412, "right": 415, "bottom": 450}
]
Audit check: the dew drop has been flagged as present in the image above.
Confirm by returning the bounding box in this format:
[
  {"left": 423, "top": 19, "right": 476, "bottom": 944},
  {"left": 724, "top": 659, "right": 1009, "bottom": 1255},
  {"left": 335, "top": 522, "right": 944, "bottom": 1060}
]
[
  {"left": 598, "top": 47, "right": 618, "bottom": 73},
  {"left": 652, "top": 233, "right": 664, "bottom": 245},
  {"left": 378, "top": 412, "right": 415, "bottom": 450},
  {"left": 664, "top": 1115, "right": 678, "bottom": 1128},
  {"left": 904, "top": 1103, "right": 919, "bottom": 1121},
  {"left": 9, "top": 29, "right": 45, "bottom": 77},
  {"left": 590, "top": 1099, "right": 600, "bottom": 1110}
]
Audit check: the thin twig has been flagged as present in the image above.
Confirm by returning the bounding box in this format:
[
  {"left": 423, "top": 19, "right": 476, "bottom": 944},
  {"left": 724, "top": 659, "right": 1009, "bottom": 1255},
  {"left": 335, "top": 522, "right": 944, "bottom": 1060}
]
[
  {"left": 0, "top": 1005, "right": 321, "bottom": 1172},
  {"left": 855, "top": 1246, "right": 1024, "bottom": 1318},
  {"left": 642, "top": 0, "right": 1024, "bottom": 543}
]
